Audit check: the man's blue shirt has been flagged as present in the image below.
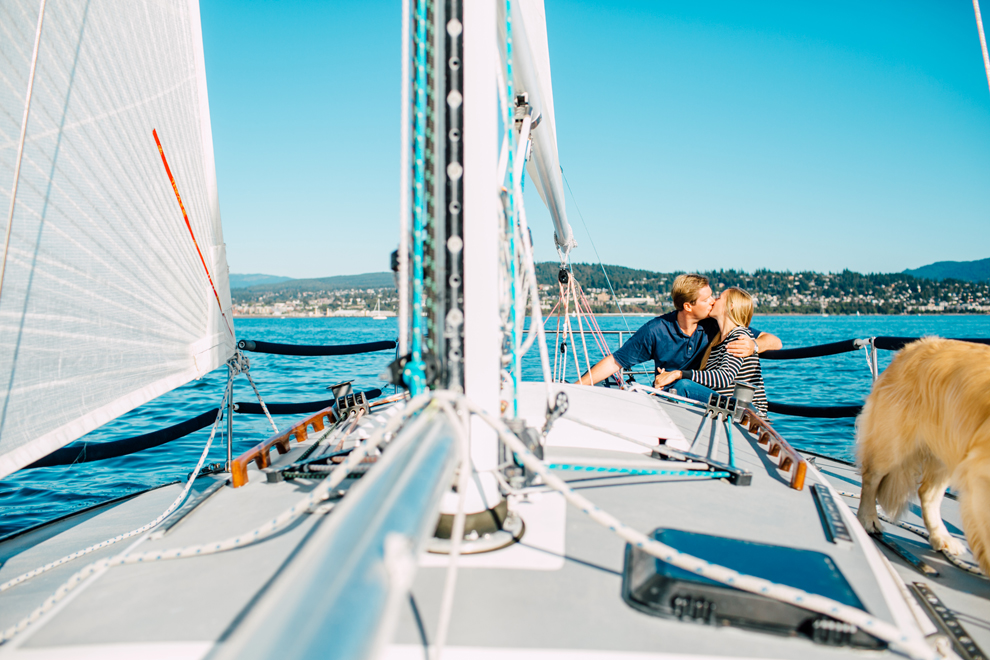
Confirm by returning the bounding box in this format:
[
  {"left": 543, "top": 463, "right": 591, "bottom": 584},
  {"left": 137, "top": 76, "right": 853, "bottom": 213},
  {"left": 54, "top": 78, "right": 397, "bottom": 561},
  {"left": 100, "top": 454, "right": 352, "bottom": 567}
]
[{"left": 611, "top": 312, "right": 764, "bottom": 373}]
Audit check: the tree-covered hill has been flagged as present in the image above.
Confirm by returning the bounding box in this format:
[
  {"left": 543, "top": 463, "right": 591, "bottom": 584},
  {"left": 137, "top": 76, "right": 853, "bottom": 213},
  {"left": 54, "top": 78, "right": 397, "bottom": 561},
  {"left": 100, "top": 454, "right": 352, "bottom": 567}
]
[
  {"left": 535, "top": 262, "right": 990, "bottom": 315},
  {"left": 902, "top": 257, "right": 990, "bottom": 283}
]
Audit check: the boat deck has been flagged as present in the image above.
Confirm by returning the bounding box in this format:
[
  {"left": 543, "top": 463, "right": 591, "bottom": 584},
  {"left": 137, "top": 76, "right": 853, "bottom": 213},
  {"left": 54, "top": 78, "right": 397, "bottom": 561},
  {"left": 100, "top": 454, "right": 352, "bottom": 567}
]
[
  {"left": 0, "top": 433, "right": 340, "bottom": 657},
  {"left": 0, "top": 383, "right": 986, "bottom": 659},
  {"left": 386, "top": 383, "right": 990, "bottom": 659}
]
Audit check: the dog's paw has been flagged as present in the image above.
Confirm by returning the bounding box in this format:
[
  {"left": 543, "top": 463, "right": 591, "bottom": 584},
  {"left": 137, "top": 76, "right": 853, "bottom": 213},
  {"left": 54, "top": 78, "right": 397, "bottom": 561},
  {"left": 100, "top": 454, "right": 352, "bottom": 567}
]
[
  {"left": 929, "top": 531, "right": 966, "bottom": 556},
  {"left": 857, "top": 509, "right": 883, "bottom": 535}
]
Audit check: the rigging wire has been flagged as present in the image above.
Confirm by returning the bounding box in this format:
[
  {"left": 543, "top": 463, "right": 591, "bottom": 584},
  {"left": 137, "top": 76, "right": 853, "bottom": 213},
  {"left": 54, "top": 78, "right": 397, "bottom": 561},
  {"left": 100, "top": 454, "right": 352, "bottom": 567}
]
[{"left": 560, "top": 168, "right": 630, "bottom": 332}]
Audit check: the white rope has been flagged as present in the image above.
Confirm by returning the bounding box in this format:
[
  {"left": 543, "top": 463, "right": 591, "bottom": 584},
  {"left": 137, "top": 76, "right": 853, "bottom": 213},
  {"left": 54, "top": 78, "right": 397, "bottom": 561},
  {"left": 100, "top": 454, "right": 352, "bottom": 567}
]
[
  {"left": 0, "top": 374, "right": 233, "bottom": 596},
  {"left": 245, "top": 370, "right": 279, "bottom": 434},
  {"left": 0, "top": 395, "right": 433, "bottom": 645},
  {"left": 861, "top": 337, "right": 879, "bottom": 381},
  {"left": 440, "top": 394, "right": 936, "bottom": 660},
  {"left": 564, "top": 415, "right": 659, "bottom": 452},
  {"left": 628, "top": 382, "right": 708, "bottom": 409},
  {"left": 512, "top": 137, "right": 554, "bottom": 405},
  {"left": 431, "top": 401, "right": 470, "bottom": 660},
  {"left": 835, "top": 492, "right": 985, "bottom": 579},
  {"left": 877, "top": 513, "right": 985, "bottom": 579}
]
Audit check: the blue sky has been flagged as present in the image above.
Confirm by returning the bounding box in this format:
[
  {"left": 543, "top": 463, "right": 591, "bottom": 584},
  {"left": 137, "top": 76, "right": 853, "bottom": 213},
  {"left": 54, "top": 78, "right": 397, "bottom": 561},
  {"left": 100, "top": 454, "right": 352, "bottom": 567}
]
[{"left": 201, "top": 0, "right": 990, "bottom": 279}]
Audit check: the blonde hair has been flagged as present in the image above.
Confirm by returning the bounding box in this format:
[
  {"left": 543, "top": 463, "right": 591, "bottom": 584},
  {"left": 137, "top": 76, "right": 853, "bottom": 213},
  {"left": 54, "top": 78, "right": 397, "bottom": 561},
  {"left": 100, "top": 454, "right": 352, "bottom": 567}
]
[
  {"left": 699, "top": 287, "right": 754, "bottom": 368},
  {"left": 721, "top": 287, "right": 754, "bottom": 328},
  {"left": 671, "top": 274, "right": 710, "bottom": 311}
]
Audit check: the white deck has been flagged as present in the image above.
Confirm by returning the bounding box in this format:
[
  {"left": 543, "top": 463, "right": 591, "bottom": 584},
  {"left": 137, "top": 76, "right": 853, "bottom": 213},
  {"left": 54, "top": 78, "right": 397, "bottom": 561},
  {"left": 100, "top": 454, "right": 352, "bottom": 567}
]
[{"left": 0, "top": 383, "right": 986, "bottom": 659}]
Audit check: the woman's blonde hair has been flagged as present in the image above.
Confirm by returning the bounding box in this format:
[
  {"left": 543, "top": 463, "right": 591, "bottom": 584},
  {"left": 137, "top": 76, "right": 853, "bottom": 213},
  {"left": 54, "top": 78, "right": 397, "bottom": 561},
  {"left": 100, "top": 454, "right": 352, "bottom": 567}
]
[
  {"left": 698, "top": 287, "right": 755, "bottom": 368},
  {"left": 721, "top": 287, "right": 754, "bottom": 328}
]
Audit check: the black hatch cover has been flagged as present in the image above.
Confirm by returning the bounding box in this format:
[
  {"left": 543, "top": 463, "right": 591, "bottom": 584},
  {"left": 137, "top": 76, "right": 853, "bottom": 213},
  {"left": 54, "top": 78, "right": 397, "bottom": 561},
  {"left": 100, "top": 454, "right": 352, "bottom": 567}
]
[{"left": 622, "top": 528, "right": 884, "bottom": 649}]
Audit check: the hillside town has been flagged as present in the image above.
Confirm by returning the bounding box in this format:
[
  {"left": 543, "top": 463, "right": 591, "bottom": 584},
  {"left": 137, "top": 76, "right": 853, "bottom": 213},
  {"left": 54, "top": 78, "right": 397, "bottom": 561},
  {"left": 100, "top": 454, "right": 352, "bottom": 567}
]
[
  {"left": 232, "top": 289, "right": 397, "bottom": 318},
  {"left": 231, "top": 264, "right": 990, "bottom": 317}
]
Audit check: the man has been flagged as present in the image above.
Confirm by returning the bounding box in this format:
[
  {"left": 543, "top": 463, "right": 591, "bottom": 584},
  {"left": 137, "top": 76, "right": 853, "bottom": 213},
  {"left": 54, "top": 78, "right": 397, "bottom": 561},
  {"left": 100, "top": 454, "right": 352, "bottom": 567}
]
[{"left": 577, "top": 274, "right": 782, "bottom": 386}]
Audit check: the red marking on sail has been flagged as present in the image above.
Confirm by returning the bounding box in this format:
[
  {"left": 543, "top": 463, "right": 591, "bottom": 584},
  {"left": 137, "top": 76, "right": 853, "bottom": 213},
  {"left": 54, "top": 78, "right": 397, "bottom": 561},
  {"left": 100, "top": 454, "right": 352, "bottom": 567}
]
[{"left": 153, "top": 129, "right": 234, "bottom": 338}]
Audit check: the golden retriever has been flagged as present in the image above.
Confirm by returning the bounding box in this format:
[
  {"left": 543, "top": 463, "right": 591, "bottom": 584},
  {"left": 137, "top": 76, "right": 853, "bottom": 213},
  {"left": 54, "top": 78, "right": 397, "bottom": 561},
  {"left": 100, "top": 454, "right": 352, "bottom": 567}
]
[{"left": 856, "top": 337, "right": 990, "bottom": 575}]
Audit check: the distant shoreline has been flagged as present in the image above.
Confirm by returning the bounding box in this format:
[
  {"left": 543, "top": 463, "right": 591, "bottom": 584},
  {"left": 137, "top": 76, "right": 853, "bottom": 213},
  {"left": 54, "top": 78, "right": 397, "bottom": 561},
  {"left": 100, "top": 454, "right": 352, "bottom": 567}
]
[{"left": 233, "top": 312, "right": 988, "bottom": 320}]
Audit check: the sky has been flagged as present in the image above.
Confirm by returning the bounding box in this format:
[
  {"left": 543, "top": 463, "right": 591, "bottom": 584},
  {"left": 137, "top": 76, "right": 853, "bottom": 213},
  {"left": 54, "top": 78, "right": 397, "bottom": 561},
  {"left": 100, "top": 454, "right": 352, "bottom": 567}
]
[{"left": 200, "top": 0, "right": 990, "bottom": 279}]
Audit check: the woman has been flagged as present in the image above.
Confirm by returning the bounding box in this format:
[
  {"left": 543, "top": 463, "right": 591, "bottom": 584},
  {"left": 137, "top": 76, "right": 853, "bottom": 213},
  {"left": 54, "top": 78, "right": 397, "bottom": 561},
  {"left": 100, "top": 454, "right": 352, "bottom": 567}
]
[{"left": 653, "top": 287, "right": 768, "bottom": 417}]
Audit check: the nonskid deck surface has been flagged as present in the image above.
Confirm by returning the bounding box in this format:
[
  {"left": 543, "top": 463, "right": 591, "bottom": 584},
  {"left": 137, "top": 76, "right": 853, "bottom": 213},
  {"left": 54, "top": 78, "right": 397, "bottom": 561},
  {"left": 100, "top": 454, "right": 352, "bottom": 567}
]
[{"left": 385, "top": 383, "right": 926, "bottom": 659}]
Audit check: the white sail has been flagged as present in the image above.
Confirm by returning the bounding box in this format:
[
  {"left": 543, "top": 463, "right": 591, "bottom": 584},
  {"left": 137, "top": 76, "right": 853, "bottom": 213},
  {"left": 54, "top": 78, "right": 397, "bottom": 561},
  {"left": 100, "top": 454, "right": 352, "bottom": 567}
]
[
  {"left": 0, "top": 0, "right": 234, "bottom": 478},
  {"left": 499, "top": 0, "right": 577, "bottom": 255}
]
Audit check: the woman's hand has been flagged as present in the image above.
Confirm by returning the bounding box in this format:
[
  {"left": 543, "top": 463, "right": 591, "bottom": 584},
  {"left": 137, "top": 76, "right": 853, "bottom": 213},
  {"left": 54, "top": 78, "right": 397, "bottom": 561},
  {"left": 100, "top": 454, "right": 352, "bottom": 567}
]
[{"left": 654, "top": 368, "right": 682, "bottom": 388}]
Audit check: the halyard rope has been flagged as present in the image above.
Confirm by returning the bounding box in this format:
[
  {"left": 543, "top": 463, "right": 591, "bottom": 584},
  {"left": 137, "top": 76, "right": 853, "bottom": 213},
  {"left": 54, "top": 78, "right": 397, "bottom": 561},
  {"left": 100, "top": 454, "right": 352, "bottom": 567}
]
[
  {"left": 0, "top": 373, "right": 233, "bottom": 597},
  {"left": 431, "top": 400, "right": 470, "bottom": 660}
]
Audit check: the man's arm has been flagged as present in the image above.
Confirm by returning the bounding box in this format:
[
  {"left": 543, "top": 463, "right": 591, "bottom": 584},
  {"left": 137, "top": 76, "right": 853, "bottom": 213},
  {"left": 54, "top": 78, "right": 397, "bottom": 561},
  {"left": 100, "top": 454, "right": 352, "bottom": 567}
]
[
  {"left": 725, "top": 331, "right": 783, "bottom": 358},
  {"left": 756, "top": 331, "right": 782, "bottom": 352},
  {"left": 578, "top": 355, "right": 621, "bottom": 386}
]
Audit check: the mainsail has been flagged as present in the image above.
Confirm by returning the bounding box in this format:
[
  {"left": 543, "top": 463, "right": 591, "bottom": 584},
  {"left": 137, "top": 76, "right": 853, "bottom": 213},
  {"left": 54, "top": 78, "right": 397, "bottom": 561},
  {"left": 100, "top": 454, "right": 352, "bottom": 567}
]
[
  {"left": 498, "top": 0, "right": 576, "bottom": 255},
  {"left": 0, "top": 0, "right": 234, "bottom": 478}
]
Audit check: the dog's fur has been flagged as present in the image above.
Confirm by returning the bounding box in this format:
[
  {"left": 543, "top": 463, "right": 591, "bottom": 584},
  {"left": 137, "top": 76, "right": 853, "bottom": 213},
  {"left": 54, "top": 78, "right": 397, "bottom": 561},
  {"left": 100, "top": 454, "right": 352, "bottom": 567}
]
[{"left": 856, "top": 337, "right": 990, "bottom": 575}]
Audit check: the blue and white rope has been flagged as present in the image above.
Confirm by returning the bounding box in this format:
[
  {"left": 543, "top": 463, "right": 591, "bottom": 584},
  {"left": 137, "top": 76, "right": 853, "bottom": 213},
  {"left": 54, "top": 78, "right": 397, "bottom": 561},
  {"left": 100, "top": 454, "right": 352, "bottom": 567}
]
[
  {"left": 548, "top": 463, "right": 730, "bottom": 479},
  {"left": 404, "top": 0, "right": 428, "bottom": 395}
]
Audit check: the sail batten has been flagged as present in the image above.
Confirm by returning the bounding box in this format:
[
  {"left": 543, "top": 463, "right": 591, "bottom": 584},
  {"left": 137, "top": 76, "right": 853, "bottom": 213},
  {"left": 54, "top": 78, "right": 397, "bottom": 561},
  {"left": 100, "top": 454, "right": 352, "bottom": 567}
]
[{"left": 0, "top": 0, "right": 233, "bottom": 478}]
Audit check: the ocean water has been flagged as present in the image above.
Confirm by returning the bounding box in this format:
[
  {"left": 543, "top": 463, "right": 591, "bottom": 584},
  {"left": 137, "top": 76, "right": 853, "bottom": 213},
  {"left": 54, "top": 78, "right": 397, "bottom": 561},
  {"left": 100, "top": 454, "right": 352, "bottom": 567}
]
[{"left": 1, "top": 314, "right": 988, "bottom": 538}]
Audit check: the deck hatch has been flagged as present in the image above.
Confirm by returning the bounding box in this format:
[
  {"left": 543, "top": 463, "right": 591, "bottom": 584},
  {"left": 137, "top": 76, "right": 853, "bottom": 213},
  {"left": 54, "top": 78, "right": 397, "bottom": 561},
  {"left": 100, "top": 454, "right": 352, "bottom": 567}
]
[{"left": 622, "top": 528, "right": 884, "bottom": 649}]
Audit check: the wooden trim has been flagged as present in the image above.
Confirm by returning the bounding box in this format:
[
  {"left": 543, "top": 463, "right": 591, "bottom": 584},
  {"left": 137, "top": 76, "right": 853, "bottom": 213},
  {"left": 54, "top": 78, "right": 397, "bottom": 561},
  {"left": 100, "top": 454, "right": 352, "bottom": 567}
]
[
  {"left": 743, "top": 410, "right": 807, "bottom": 490},
  {"left": 230, "top": 407, "right": 337, "bottom": 488}
]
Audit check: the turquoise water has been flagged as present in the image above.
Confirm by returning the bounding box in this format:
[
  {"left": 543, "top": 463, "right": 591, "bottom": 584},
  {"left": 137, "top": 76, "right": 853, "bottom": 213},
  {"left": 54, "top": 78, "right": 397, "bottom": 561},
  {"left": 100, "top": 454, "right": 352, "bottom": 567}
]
[{"left": 1, "top": 315, "right": 988, "bottom": 537}]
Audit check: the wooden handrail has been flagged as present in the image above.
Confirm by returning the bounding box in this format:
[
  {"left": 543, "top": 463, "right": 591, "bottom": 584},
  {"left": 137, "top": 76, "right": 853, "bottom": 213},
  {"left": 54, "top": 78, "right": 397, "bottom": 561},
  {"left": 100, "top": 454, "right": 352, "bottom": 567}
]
[
  {"left": 231, "top": 407, "right": 337, "bottom": 488},
  {"left": 741, "top": 409, "right": 807, "bottom": 490}
]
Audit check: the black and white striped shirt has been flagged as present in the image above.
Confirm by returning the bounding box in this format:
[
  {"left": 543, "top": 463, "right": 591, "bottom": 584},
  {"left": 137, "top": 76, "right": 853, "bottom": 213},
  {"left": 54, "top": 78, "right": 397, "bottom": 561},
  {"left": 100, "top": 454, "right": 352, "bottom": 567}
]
[{"left": 682, "top": 326, "right": 768, "bottom": 417}]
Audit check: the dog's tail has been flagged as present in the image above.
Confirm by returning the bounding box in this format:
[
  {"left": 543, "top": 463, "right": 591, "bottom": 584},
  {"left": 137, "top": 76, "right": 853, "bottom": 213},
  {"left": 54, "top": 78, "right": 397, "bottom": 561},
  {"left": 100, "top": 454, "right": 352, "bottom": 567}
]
[
  {"left": 875, "top": 463, "right": 917, "bottom": 522},
  {"left": 956, "top": 428, "right": 990, "bottom": 575}
]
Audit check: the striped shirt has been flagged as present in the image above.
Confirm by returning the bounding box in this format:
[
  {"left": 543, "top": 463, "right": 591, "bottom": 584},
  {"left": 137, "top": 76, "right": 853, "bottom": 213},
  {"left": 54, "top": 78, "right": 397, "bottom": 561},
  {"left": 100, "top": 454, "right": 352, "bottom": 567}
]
[{"left": 682, "top": 326, "right": 768, "bottom": 417}]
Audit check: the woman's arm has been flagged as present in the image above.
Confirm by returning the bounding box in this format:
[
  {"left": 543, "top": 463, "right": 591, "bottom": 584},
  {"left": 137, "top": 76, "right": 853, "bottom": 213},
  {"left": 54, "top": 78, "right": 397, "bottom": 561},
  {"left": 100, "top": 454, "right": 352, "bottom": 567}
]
[{"left": 683, "top": 330, "right": 746, "bottom": 389}]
